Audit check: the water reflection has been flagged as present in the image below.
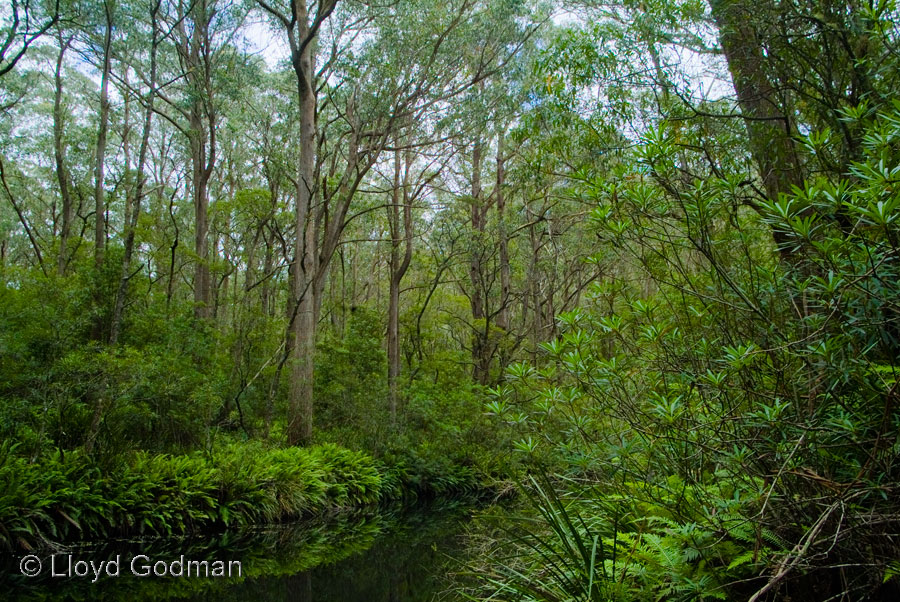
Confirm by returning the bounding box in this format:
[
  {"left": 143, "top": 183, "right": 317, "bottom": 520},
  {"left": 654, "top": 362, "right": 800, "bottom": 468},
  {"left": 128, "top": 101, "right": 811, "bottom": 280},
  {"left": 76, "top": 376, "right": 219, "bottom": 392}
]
[
  {"left": 217, "top": 510, "right": 465, "bottom": 602},
  {"left": 3, "top": 506, "right": 469, "bottom": 601}
]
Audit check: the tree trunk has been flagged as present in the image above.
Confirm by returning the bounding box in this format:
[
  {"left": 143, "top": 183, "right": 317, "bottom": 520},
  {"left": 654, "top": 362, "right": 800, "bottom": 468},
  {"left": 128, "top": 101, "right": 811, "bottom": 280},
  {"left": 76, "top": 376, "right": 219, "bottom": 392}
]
[
  {"left": 495, "top": 129, "right": 512, "bottom": 375},
  {"left": 178, "top": 0, "right": 216, "bottom": 320},
  {"left": 191, "top": 113, "right": 212, "bottom": 318},
  {"left": 256, "top": 0, "right": 392, "bottom": 443},
  {"left": 526, "top": 199, "right": 542, "bottom": 362},
  {"left": 93, "top": 0, "right": 113, "bottom": 269},
  {"left": 166, "top": 186, "right": 179, "bottom": 312},
  {"left": 111, "top": 4, "right": 159, "bottom": 345},
  {"left": 469, "top": 138, "right": 491, "bottom": 384},
  {"left": 709, "top": 0, "right": 802, "bottom": 207},
  {"left": 496, "top": 129, "right": 510, "bottom": 332},
  {"left": 262, "top": 227, "right": 274, "bottom": 316},
  {"left": 54, "top": 32, "right": 73, "bottom": 276},
  {"left": 387, "top": 145, "right": 413, "bottom": 422},
  {"left": 286, "top": 10, "right": 318, "bottom": 446}
]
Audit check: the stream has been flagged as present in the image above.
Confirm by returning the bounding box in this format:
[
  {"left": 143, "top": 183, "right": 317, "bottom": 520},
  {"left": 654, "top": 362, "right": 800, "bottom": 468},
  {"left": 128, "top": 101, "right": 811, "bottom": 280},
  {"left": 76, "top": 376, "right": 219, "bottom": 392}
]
[{"left": 2, "top": 504, "right": 474, "bottom": 601}]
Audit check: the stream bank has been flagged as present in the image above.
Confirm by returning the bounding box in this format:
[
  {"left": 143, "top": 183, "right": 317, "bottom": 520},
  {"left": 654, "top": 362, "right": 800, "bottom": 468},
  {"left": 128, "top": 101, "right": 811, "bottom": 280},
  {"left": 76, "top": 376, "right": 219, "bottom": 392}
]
[{"left": 0, "top": 441, "right": 492, "bottom": 552}]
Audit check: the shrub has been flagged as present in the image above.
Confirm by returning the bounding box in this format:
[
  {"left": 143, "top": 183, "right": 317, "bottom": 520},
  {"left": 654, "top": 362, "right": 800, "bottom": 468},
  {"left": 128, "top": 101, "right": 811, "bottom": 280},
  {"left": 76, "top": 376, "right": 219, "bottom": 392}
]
[{"left": 477, "top": 105, "right": 900, "bottom": 600}]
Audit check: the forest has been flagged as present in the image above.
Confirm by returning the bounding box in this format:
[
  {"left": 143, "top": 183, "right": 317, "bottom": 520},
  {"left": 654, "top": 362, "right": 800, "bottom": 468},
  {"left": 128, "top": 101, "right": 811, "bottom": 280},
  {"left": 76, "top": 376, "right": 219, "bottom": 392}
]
[{"left": 1, "top": 0, "right": 899, "bottom": 600}]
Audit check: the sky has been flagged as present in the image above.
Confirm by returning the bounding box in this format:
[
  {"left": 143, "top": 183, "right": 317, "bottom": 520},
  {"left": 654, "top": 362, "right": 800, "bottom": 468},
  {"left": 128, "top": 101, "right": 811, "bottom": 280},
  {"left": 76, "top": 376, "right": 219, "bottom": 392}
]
[{"left": 242, "top": 15, "right": 290, "bottom": 68}]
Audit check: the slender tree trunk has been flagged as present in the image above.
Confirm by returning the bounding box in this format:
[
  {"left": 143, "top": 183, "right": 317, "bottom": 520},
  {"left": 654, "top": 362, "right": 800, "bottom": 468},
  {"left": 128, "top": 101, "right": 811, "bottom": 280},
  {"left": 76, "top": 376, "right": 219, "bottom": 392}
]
[
  {"left": 54, "top": 32, "right": 73, "bottom": 276},
  {"left": 166, "top": 186, "right": 179, "bottom": 311},
  {"left": 177, "top": 0, "right": 217, "bottom": 320},
  {"left": 191, "top": 112, "right": 212, "bottom": 318},
  {"left": 469, "top": 138, "right": 490, "bottom": 384},
  {"left": 388, "top": 151, "right": 402, "bottom": 420},
  {"left": 217, "top": 167, "right": 236, "bottom": 322},
  {"left": 110, "top": 3, "right": 159, "bottom": 345},
  {"left": 86, "top": 13, "right": 117, "bottom": 444},
  {"left": 495, "top": 129, "right": 512, "bottom": 375},
  {"left": 93, "top": 0, "right": 113, "bottom": 269},
  {"left": 496, "top": 129, "right": 510, "bottom": 332},
  {"left": 527, "top": 199, "right": 542, "bottom": 362},
  {"left": 261, "top": 173, "right": 279, "bottom": 317},
  {"left": 262, "top": 228, "right": 273, "bottom": 316},
  {"left": 387, "top": 145, "right": 413, "bottom": 422},
  {"left": 0, "top": 157, "right": 47, "bottom": 275}
]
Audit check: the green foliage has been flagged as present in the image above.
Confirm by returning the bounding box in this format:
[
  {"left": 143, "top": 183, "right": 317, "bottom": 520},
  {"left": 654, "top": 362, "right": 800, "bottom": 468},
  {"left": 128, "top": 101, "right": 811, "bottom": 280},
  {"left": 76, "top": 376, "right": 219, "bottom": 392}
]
[
  {"left": 315, "top": 307, "right": 389, "bottom": 448},
  {"left": 0, "top": 246, "right": 297, "bottom": 457},
  {"left": 0, "top": 440, "right": 429, "bottom": 551},
  {"left": 475, "top": 105, "right": 900, "bottom": 600}
]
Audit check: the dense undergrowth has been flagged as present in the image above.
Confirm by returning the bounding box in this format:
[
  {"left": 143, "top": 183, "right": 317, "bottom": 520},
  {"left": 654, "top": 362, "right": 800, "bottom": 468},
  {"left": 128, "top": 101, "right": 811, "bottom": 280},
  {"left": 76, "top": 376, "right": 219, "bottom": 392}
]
[
  {"left": 0, "top": 263, "right": 506, "bottom": 553},
  {"left": 0, "top": 441, "right": 485, "bottom": 552},
  {"left": 467, "top": 104, "right": 900, "bottom": 601}
]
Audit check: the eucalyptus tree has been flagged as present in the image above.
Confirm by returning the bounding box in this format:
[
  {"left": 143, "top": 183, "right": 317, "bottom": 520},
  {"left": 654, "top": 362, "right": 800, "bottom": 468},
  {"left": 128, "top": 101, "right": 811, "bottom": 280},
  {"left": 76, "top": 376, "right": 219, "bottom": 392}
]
[
  {"left": 383, "top": 135, "right": 451, "bottom": 420},
  {"left": 87, "top": 0, "right": 115, "bottom": 267},
  {"left": 255, "top": 0, "right": 334, "bottom": 444},
  {"left": 6, "top": 21, "right": 106, "bottom": 276},
  {"left": 243, "top": 73, "right": 296, "bottom": 323},
  {"left": 425, "top": 15, "right": 602, "bottom": 384},
  {"left": 109, "top": 0, "right": 163, "bottom": 345},
  {"left": 0, "top": 41, "right": 59, "bottom": 275},
  {"left": 257, "top": 0, "right": 537, "bottom": 444},
  {"left": 128, "top": 0, "right": 250, "bottom": 319},
  {"left": 484, "top": 23, "right": 632, "bottom": 362},
  {"left": 395, "top": 0, "right": 544, "bottom": 386},
  {"left": 0, "top": 0, "right": 62, "bottom": 273},
  {"left": 175, "top": 0, "right": 218, "bottom": 318},
  {"left": 363, "top": 0, "right": 530, "bottom": 417},
  {"left": 53, "top": 25, "right": 76, "bottom": 274}
]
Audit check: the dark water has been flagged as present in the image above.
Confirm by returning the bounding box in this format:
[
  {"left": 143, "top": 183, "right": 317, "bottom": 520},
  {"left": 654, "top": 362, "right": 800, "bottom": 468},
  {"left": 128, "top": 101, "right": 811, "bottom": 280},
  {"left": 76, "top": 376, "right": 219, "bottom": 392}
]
[{"left": 2, "top": 506, "right": 471, "bottom": 601}]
